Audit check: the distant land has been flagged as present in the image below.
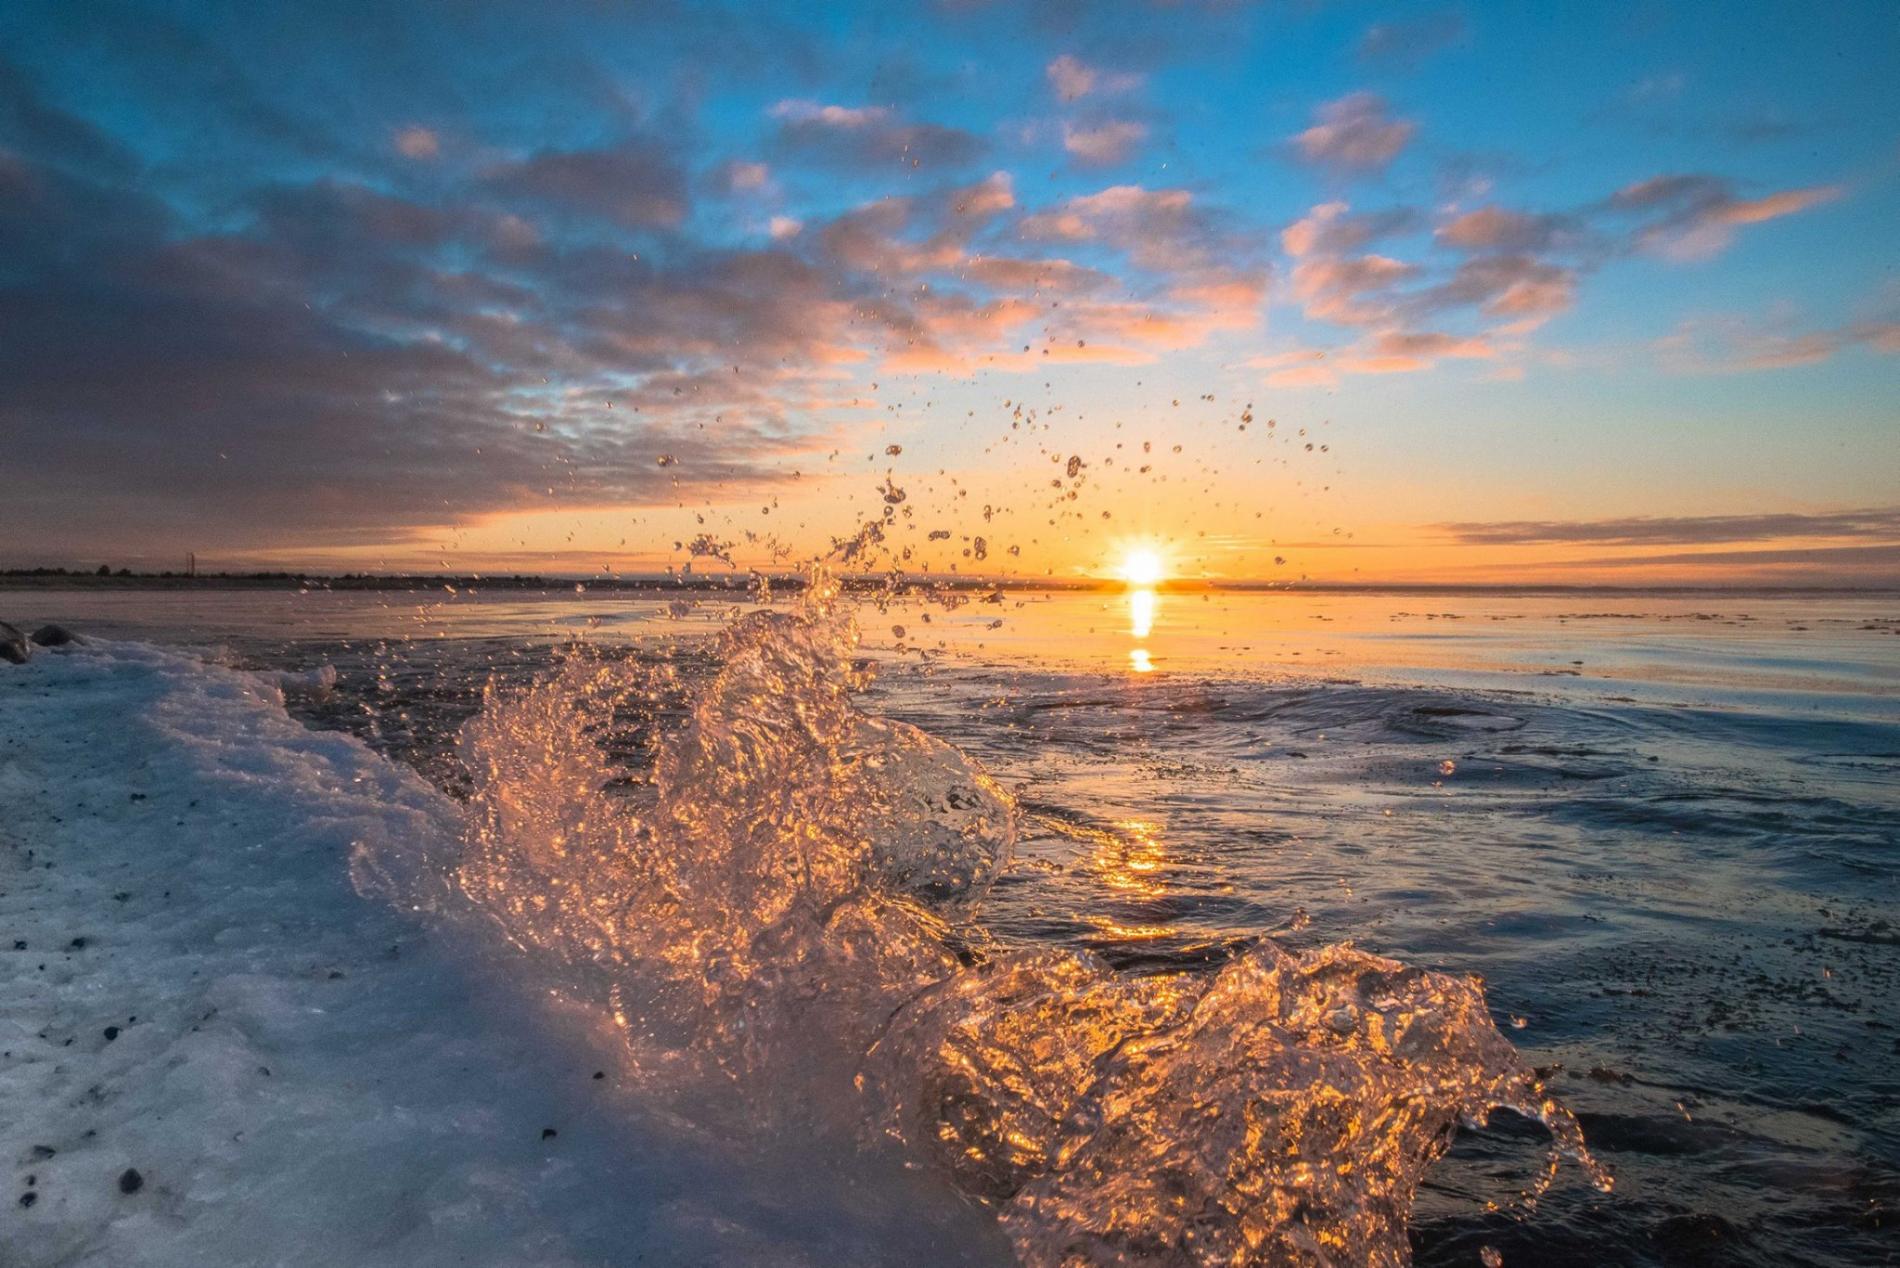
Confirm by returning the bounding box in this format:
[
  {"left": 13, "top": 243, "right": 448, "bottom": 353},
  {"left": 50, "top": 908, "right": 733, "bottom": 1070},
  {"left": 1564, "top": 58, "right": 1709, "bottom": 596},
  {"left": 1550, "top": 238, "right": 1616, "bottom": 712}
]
[
  {"left": 3, "top": 566, "right": 1896, "bottom": 597},
  {"left": 0, "top": 566, "right": 1052, "bottom": 593}
]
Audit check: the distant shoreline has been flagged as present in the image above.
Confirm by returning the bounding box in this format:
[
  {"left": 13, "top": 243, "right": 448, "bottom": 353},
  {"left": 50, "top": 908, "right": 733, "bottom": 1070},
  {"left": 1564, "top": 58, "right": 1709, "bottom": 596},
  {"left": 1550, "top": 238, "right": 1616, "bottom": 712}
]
[{"left": 3, "top": 569, "right": 1895, "bottom": 598}]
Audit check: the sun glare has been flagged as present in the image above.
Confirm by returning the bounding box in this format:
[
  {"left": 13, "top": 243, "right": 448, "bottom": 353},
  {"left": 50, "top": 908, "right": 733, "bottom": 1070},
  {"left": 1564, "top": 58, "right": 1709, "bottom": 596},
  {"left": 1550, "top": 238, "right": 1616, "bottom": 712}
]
[{"left": 1121, "top": 547, "right": 1166, "bottom": 588}]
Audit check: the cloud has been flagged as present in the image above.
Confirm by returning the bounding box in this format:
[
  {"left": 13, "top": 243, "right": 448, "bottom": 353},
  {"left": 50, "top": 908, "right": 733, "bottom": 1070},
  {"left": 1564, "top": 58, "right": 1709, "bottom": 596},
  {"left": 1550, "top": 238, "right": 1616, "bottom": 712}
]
[
  {"left": 1281, "top": 201, "right": 1419, "bottom": 258},
  {"left": 1062, "top": 119, "right": 1147, "bottom": 165},
  {"left": 1278, "top": 190, "right": 1584, "bottom": 387},
  {"left": 959, "top": 255, "right": 1113, "bottom": 293},
  {"left": 1423, "top": 254, "right": 1576, "bottom": 321},
  {"left": 1533, "top": 542, "right": 1900, "bottom": 576},
  {"left": 1046, "top": 54, "right": 1141, "bottom": 101},
  {"left": 831, "top": 176, "right": 1264, "bottom": 370},
  {"left": 0, "top": 61, "right": 140, "bottom": 178},
  {"left": 1598, "top": 72, "right": 1813, "bottom": 148},
  {"left": 1289, "top": 254, "right": 1416, "bottom": 325},
  {"left": 1019, "top": 184, "right": 1233, "bottom": 274},
  {"left": 1431, "top": 507, "right": 1900, "bottom": 546},
  {"left": 1292, "top": 93, "right": 1416, "bottom": 173},
  {"left": 1251, "top": 327, "right": 1495, "bottom": 387},
  {"left": 1348, "top": 329, "right": 1495, "bottom": 369},
  {"left": 1356, "top": 11, "right": 1467, "bottom": 69},
  {"left": 1253, "top": 349, "right": 1338, "bottom": 388},
  {"left": 1610, "top": 174, "right": 1844, "bottom": 261},
  {"left": 0, "top": 88, "right": 950, "bottom": 557},
  {"left": 952, "top": 170, "right": 1017, "bottom": 217},
  {"left": 809, "top": 172, "right": 1016, "bottom": 276},
  {"left": 769, "top": 98, "right": 986, "bottom": 168},
  {"left": 1435, "top": 205, "right": 1580, "bottom": 253},
  {"left": 720, "top": 160, "right": 772, "bottom": 193},
  {"left": 393, "top": 126, "right": 440, "bottom": 160},
  {"left": 1655, "top": 312, "right": 1900, "bottom": 372},
  {"left": 1279, "top": 165, "right": 1847, "bottom": 381},
  {"left": 484, "top": 139, "right": 688, "bottom": 229}
]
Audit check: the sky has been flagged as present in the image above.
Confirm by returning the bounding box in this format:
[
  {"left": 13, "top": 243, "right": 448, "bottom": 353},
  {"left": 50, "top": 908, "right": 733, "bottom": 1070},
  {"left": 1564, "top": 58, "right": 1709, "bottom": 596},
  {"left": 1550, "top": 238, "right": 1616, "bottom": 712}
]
[{"left": 1, "top": 0, "right": 1896, "bottom": 586}]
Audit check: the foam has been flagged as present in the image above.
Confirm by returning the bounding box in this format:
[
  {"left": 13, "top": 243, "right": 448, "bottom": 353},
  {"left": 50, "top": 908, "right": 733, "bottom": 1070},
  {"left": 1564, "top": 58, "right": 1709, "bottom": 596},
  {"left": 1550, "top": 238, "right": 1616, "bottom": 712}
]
[{"left": 0, "top": 641, "right": 1000, "bottom": 1266}]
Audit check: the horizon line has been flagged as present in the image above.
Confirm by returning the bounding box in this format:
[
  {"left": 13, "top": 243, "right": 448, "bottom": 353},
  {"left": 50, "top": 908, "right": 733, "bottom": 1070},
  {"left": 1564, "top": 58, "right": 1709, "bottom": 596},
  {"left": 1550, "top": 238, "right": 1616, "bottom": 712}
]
[{"left": 5, "top": 567, "right": 1897, "bottom": 597}]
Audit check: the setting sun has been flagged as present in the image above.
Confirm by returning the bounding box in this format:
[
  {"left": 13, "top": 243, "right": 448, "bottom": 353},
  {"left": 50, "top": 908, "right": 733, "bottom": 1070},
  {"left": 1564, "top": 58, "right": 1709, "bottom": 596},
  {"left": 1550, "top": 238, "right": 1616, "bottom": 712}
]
[{"left": 1121, "top": 547, "right": 1166, "bottom": 588}]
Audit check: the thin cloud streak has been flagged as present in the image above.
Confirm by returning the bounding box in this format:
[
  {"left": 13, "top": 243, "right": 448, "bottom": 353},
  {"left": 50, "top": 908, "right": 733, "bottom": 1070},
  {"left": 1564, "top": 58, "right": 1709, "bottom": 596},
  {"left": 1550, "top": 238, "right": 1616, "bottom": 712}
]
[{"left": 1432, "top": 508, "right": 1900, "bottom": 547}]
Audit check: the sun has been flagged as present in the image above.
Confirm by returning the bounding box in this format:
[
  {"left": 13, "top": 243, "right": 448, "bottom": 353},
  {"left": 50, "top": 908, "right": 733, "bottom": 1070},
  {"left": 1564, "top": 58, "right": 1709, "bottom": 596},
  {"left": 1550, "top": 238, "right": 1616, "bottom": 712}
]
[{"left": 1121, "top": 546, "right": 1166, "bottom": 587}]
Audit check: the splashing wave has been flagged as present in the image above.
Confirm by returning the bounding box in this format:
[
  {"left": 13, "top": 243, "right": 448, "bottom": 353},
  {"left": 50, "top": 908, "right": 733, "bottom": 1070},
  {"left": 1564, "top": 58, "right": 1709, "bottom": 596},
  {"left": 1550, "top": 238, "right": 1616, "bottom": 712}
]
[{"left": 356, "top": 579, "right": 1608, "bottom": 1265}]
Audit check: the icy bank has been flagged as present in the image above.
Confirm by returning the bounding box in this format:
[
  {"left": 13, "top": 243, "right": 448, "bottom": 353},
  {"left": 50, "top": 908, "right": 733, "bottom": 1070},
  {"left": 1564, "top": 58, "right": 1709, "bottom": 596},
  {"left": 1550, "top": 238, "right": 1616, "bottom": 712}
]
[{"left": 0, "top": 642, "right": 1003, "bottom": 1267}]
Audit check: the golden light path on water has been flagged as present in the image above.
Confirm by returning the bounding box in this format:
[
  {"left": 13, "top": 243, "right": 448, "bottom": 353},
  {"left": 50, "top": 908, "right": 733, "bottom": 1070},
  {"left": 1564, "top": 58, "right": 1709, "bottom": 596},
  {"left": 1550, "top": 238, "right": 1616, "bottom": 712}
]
[{"left": 1121, "top": 545, "right": 1165, "bottom": 673}]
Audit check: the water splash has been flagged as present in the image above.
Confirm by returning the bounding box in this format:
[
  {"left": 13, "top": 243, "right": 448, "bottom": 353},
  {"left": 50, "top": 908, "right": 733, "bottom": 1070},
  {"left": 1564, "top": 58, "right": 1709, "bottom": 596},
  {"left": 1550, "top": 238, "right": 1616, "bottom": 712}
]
[{"left": 363, "top": 578, "right": 1608, "bottom": 1264}]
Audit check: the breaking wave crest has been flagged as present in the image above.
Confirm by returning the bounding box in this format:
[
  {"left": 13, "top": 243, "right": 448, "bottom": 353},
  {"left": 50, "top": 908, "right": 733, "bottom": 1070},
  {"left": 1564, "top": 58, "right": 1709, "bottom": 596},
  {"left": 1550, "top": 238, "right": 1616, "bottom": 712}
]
[{"left": 358, "top": 578, "right": 1609, "bottom": 1266}]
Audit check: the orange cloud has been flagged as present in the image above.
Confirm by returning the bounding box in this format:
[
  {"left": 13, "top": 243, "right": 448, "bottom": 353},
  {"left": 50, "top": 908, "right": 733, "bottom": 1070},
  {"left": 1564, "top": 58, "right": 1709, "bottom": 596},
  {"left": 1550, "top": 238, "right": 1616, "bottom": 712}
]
[
  {"left": 1707, "top": 184, "right": 1843, "bottom": 227},
  {"left": 1253, "top": 329, "right": 1498, "bottom": 386},
  {"left": 1290, "top": 254, "right": 1415, "bottom": 325},
  {"left": 1614, "top": 176, "right": 1847, "bottom": 262}
]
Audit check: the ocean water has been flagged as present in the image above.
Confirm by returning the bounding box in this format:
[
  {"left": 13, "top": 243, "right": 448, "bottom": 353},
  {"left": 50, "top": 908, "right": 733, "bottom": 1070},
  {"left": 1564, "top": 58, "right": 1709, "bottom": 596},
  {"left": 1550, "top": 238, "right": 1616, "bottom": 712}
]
[{"left": 4, "top": 584, "right": 1897, "bottom": 1266}]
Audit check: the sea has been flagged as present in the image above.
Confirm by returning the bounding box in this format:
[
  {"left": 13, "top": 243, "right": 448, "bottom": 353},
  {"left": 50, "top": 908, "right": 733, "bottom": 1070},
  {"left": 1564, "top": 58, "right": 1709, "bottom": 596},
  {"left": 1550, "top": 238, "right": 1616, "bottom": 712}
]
[{"left": 2, "top": 583, "right": 1895, "bottom": 1267}]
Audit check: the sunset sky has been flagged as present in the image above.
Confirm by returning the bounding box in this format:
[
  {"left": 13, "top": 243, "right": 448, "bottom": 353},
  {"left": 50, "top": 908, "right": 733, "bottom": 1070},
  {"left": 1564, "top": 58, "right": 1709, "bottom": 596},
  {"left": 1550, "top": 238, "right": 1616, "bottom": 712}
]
[{"left": 2, "top": 1, "right": 1896, "bottom": 584}]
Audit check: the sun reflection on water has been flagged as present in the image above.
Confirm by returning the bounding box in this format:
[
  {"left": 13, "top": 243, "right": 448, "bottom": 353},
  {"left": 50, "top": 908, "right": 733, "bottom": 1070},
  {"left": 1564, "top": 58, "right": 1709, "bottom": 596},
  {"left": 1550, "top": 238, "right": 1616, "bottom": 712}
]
[
  {"left": 1120, "top": 545, "right": 1166, "bottom": 673},
  {"left": 1128, "top": 587, "right": 1156, "bottom": 639},
  {"left": 1099, "top": 818, "right": 1169, "bottom": 893}
]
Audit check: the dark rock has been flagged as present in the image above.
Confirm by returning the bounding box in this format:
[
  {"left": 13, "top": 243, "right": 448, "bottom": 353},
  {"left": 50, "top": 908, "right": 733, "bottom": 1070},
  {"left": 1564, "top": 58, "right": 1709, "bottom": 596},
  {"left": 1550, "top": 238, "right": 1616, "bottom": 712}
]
[
  {"left": 29, "top": 624, "right": 78, "bottom": 647},
  {"left": 103, "top": 1026, "right": 120, "bottom": 1041},
  {"left": 0, "top": 622, "right": 28, "bottom": 665},
  {"left": 18, "top": 1191, "right": 35, "bottom": 1208},
  {"left": 541, "top": 1128, "right": 558, "bottom": 1140},
  {"left": 117, "top": 1168, "right": 143, "bottom": 1194}
]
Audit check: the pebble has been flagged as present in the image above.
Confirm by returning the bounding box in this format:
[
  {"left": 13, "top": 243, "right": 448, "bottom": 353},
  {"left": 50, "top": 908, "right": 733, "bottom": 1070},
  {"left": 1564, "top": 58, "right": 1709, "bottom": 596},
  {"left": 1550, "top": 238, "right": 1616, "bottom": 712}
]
[{"left": 0, "top": 621, "right": 29, "bottom": 665}]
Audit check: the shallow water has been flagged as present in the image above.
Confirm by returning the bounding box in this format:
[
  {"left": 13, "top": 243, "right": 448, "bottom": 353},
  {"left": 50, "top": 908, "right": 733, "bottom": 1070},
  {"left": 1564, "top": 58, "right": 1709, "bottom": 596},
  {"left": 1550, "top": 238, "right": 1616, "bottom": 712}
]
[{"left": 8, "top": 585, "right": 1898, "bottom": 1265}]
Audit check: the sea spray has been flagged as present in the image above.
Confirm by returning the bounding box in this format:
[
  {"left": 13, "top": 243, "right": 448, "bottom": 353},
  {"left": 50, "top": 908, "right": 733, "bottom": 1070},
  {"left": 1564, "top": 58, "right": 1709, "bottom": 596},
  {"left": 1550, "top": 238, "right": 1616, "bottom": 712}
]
[{"left": 358, "top": 578, "right": 1608, "bottom": 1264}]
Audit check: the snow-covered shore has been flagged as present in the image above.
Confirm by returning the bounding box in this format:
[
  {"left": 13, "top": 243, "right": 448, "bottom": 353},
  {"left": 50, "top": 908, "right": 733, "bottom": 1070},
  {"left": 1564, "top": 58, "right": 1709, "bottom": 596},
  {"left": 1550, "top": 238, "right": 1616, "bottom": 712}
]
[{"left": 0, "top": 641, "right": 1001, "bottom": 1267}]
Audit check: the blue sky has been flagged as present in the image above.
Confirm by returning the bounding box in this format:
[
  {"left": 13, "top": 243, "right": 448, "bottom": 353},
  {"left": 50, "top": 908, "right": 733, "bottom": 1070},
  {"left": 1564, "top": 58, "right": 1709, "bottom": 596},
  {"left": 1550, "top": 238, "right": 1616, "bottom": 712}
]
[{"left": 1, "top": 0, "right": 1896, "bottom": 581}]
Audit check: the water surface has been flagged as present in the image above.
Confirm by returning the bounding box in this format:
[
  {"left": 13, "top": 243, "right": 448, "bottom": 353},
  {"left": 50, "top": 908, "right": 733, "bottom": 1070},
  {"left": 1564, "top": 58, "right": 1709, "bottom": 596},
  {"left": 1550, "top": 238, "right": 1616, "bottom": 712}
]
[{"left": 10, "top": 585, "right": 1897, "bottom": 1265}]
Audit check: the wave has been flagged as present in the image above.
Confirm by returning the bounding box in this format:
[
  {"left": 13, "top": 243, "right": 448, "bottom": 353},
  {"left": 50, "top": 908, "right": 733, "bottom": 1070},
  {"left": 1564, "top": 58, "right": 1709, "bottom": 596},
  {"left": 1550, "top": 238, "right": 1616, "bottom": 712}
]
[{"left": 353, "top": 578, "right": 1610, "bottom": 1265}]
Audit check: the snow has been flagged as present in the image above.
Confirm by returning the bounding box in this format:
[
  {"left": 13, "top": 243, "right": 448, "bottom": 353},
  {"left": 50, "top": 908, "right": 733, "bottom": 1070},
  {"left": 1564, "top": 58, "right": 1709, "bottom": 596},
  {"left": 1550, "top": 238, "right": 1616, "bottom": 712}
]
[{"left": 0, "top": 641, "right": 1001, "bottom": 1266}]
